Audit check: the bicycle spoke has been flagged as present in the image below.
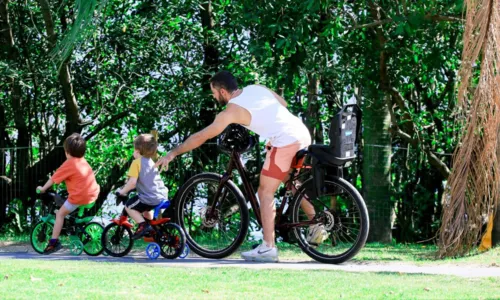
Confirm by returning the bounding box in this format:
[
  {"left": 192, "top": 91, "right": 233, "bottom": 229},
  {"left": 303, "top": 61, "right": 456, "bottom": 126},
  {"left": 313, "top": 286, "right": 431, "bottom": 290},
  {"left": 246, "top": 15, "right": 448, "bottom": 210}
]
[
  {"left": 180, "top": 176, "right": 246, "bottom": 255},
  {"left": 292, "top": 178, "right": 368, "bottom": 263}
]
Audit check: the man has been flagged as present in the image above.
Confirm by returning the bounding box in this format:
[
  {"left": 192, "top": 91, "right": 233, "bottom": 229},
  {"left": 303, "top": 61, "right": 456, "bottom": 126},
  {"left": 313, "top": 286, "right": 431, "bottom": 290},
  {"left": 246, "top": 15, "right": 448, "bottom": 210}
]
[{"left": 155, "top": 71, "right": 312, "bottom": 262}]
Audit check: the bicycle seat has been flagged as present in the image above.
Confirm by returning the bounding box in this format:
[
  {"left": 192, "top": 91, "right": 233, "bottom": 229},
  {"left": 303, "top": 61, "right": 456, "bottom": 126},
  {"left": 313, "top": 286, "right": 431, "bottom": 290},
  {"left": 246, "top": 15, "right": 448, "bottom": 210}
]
[
  {"left": 308, "top": 145, "right": 355, "bottom": 167},
  {"left": 291, "top": 148, "right": 308, "bottom": 169},
  {"left": 295, "top": 149, "right": 308, "bottom": 160},
  {"left": 39, "top": 191, "right": 65, "bottom": 207},
  {"left": 153, "top": 200, "right": 171, "bottom": 219},
  {"left": 77, "top": 201, "right": 96, "bottom": 218}
]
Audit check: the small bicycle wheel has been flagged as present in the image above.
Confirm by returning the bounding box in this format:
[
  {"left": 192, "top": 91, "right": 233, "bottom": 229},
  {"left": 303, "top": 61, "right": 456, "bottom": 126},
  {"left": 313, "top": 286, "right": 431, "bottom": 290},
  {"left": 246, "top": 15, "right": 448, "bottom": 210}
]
[
  {"left": 290, "top": 177, "right": 369, "bottom": 264},
  {"left": 146, "top": 243, "right": 161, "bottom": 260},
  {"left": 179, "top": 244, "right": 190, "bottom": 259},
  {"left": 157, "top": 223, "right": 186, "bottom": 259},
  {"left": 30, "top": 221, "right": 53, "bottom": 254},
  {"left": 81, "top": 222, "right": 104, "bottom": 256},
  {"left": 69, "top": 239, "right": 84, "bottom": 256},
  {"left": 101, "top": 223, "right": 133, "bottom": 257},
  {"left": 175, "top": 173, "right": 249, "bottom": 259}
]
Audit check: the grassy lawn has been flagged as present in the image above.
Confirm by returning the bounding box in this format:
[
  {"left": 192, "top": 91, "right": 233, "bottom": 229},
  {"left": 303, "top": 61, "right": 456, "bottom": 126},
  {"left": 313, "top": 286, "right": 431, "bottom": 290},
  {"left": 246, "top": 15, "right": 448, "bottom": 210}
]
[{"left": 0, "top": 259, "right": 499, "bottom": 299}]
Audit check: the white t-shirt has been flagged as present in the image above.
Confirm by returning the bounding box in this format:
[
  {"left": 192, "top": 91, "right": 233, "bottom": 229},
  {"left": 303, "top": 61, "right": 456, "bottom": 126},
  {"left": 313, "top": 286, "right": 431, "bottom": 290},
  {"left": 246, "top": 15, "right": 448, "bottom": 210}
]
[{"left": 229, "top": 85, "right": 311, "bottom": 148}]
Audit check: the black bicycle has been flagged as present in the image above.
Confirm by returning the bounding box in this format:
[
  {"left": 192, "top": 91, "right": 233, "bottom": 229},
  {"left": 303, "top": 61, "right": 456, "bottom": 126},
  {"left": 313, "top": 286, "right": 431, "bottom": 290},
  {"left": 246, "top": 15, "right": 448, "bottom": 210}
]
[{"left": 174, "top": 104, "right": 369, "bottom": 264}]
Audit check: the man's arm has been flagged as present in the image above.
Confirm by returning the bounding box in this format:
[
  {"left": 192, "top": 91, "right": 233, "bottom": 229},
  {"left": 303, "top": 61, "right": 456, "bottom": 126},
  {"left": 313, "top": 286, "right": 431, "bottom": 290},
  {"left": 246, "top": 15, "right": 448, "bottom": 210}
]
[
  {"left": 256, "top": 84, "right": 287, "bottom": 107},
  {"left": 171, "top": 110, "right": 233, "bottom": 156},
  {"left": 155, "top": 107, "right": 237, "bottom": 171}
]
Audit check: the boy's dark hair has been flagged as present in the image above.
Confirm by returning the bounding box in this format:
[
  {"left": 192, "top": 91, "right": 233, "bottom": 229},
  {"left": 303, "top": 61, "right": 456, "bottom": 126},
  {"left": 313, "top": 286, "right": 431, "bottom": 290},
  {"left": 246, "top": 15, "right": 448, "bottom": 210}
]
[
  {"left": 210, "top": 71, "right": 238, "bottom": 92},
  {"left": 63, "top": 133, "right": 86, "bottom": 158},
  {"left": 134, "top": 134, "right": 158, "bottom": 158}
]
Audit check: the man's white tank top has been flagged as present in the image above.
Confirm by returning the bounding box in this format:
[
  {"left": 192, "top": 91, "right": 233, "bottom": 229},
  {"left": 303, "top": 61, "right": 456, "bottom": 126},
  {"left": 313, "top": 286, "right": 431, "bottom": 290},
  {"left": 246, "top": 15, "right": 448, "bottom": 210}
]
[{"left": 229, "top": 85, "right": 311, "bottom": 148}]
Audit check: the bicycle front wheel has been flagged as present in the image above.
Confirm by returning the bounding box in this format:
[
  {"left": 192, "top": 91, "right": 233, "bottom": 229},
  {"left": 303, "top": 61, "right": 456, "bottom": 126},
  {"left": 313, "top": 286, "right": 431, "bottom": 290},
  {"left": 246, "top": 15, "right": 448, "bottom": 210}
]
[
  {"left": 31, "top": 221, "right": 53, "bottom": 254},
  {"left": 101, "top": 223, "right": 133, "bottom": 257},
  {"left": 175, "top": 173, "right": 249, "bottom": 259},
  {"left": 290, "top": 177, "right": 369, "bottom": 264}
]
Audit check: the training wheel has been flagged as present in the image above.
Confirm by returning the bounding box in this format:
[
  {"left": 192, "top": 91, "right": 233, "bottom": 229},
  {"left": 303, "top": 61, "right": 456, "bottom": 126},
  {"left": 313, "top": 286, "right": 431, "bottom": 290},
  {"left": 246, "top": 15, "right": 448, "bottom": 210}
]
[
  {"left": 146, "top": 243, "right": 160, "bottom": 260},
  {"left": 69, "top": 239, "right": 84, "bottom": 256},
  {"left": 179, "top": 244, "right": 189, "bottom": 259}
]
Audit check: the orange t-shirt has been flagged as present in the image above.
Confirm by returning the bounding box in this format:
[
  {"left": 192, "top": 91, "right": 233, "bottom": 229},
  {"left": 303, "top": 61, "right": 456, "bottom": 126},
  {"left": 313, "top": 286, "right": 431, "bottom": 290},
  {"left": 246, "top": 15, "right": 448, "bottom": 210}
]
[{"left": 51, "top": 157, "right": 100, "bottom": 205}]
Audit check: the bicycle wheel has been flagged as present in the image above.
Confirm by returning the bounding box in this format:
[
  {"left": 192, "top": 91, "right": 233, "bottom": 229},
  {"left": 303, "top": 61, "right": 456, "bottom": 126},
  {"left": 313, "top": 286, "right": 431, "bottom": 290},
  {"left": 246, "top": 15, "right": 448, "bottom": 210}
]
[
  {"left": 31, "top": 221, "right": 53, "bottom": 254},
  {"left": 101, "top": 223, "right": 133, "bottom": 257},
  {"left": 157, "top": 223, "right": 186, "bottom": 259},
  {"left": 290, "top": 177, "right": 369, "bottom": 264},
  {"left": 175, "top": 172, "right": 249, "bottom": 259},
  {"left": 81, "top": 222, "right": 104, "bottom": 256}
]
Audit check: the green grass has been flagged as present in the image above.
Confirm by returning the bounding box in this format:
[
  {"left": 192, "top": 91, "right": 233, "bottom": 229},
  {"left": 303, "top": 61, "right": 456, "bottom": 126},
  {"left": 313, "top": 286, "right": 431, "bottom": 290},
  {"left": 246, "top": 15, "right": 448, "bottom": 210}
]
[
  {"left": 0, "top": 234, "right": 29, "bottom": 243},
  {"left": 0, "top": 259, "right": 499, "bottom": 299}
]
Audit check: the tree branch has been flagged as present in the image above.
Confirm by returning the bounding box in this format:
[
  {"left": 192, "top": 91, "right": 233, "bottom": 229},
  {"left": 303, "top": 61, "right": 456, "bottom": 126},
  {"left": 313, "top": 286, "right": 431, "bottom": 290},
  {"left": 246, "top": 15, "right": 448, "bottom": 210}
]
[
  {"left": 84, "top": 111, "right": 130, "bottom": 141},
  {"left": 425, "top": 149, "right": 451, "bottom": 177},
  {"left": 351, "top": 14, "right": 464, "bottom": 30}
]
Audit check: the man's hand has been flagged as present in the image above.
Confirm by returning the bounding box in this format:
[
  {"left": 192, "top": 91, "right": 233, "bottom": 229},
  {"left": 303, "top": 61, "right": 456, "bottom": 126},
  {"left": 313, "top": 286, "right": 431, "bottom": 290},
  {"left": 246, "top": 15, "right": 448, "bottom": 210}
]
[
  {"left": 155, "top": 151, "right": 177, "bottom": 172},
  {"left": 36, "top": 186, "right": 45, "bottom": 193}
]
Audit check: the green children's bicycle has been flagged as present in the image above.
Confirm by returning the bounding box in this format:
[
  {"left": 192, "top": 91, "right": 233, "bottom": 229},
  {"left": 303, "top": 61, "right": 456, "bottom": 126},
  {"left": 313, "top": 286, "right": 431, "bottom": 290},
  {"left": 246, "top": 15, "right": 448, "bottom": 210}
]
[{"left": 30, "top": 190, "right": 104, "bottom": 256}]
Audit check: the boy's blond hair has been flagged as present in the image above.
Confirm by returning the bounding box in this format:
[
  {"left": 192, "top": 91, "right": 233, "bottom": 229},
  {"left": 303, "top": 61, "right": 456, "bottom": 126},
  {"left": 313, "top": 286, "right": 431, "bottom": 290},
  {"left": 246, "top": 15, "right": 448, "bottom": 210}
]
[{"left": 134, "top": 134, "right": 158, "bottom": 158}]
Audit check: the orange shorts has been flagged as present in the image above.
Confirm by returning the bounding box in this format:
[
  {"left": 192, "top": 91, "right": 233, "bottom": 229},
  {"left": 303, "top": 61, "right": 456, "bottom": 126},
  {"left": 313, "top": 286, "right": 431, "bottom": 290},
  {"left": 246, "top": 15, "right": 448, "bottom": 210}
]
[{"left": 261, "top": 141, "right": 302, "bottom": 181}]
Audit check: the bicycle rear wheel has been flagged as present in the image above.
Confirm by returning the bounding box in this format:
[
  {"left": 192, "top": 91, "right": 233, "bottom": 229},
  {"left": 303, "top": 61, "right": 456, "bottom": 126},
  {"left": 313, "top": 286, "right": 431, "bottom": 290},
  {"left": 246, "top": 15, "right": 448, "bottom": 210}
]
[
  {"left": 81, "top": 222, "right": 104, "bottom": 256},
  {"left": 157, "top": 223, "right": 186, "bottom": 259},
  {"left": 175, "top": 173, "right": 249, "bottom": 259},
  {"left": 290, "top": 177, "right": 369, "bottom": 264}
]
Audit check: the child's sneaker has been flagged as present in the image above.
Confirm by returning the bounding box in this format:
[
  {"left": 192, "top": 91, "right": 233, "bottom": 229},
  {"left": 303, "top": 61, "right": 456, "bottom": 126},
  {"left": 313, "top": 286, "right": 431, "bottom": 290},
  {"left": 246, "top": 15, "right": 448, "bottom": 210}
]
[
  {"left": 132, "top": 222, "right": 153, "bottom": 240},
  {"left": 43, "top": 239, "right": 62, "bottom": 255},
  {"left": 307, "top": 224, "right": 329, "bottom": 246},
  {"left": 241, "top": 242, "right": 278, "bottom": 262}
]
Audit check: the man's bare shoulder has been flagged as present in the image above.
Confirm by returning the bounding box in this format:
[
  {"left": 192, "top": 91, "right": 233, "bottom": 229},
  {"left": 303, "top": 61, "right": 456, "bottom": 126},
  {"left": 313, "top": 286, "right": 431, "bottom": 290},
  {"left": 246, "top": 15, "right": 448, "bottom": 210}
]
[{"left": 225, "top": 103, "right": 251, "bottom": 126}]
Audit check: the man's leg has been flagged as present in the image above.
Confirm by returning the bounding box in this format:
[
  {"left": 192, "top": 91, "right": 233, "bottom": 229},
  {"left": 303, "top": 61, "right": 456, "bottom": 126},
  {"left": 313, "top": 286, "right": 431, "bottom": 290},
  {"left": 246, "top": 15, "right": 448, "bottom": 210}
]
[
  {"left": 258, "top": 175, "right": 282, "bottom": 248},
  {"left": 241, "top": 142, "right": 301, "bottom": 262}
]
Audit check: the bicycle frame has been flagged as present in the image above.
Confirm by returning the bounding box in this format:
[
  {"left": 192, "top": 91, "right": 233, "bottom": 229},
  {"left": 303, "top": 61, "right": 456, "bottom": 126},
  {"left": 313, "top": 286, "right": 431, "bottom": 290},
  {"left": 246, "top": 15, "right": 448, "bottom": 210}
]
[{"left": 209, "top": 150, "right": 318, "bottom": 231}]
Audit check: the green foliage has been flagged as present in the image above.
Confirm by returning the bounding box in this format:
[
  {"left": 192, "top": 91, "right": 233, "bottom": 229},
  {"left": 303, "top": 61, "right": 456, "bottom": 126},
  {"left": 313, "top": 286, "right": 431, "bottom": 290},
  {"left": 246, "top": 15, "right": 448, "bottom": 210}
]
[{"left": 0, "top": 0, "right": 466, "bottom": 243}]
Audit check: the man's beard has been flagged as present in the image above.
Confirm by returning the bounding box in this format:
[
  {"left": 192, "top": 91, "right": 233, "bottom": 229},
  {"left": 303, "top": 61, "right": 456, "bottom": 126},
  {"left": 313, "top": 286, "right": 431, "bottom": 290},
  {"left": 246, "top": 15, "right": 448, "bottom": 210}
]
[{"left": 217, "top": 95, "right": 229, "bottom": 105}]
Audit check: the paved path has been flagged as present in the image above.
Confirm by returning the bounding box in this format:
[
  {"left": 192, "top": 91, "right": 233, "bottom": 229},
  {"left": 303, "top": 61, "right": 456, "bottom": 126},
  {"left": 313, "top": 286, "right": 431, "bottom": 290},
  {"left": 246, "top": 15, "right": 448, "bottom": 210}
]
[{"left": 1, "top": 251, "right": 499, "bottom": 278}]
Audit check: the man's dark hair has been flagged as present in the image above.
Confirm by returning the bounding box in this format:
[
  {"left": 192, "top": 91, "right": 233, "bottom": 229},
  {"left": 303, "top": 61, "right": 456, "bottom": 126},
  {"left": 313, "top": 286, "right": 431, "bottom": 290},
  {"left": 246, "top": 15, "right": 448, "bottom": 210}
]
[
  {"left": 210, "top": 71, "right": 238, "bottom": 92},
  {"left": 63, "top": 133, "right": 86, "bottom": 158}
]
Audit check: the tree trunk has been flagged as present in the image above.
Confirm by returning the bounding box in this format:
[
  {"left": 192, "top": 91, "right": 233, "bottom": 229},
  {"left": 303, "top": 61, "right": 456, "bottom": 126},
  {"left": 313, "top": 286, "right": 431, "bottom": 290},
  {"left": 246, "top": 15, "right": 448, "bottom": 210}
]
[
  {"left": 306, "top": 74, "right": 324, "bottom": 144},
  {"left": 362, "top": 92, "right": 392, "bottom": 243},
  {"left": 493, "top": 127, "right": 500, "bottom": 245},
  {"left": 196, "top": 0, "right": 219, "bottom": 166},
  {"left": 38, "top": 0, "right": 81, "bottom": 135}
]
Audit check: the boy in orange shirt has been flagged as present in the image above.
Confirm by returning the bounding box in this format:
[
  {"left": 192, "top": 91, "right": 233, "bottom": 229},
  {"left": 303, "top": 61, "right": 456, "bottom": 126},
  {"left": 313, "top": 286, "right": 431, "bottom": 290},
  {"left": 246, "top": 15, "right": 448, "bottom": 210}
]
[{"left": 37, "top": 133, "right": 100, "bottom": 254}]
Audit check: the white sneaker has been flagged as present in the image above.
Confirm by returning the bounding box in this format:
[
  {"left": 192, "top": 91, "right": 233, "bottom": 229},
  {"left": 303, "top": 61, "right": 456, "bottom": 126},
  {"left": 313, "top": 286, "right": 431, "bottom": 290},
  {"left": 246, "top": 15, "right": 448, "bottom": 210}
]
[
  {"left": 307, "top": 224, "right": 329, "bottom": 246},
  {"left": 241, "top": 242, "right": 278, "bottom": 262}
]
